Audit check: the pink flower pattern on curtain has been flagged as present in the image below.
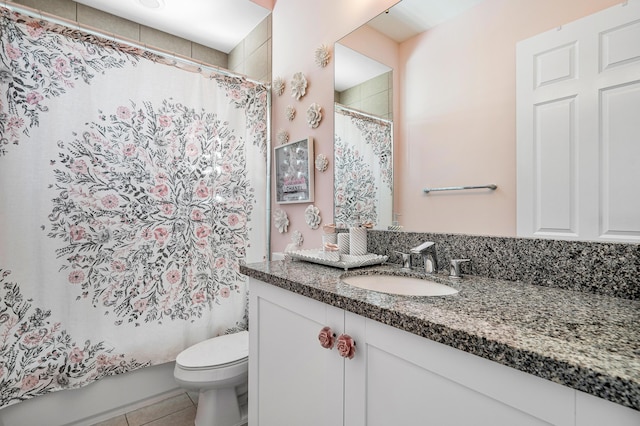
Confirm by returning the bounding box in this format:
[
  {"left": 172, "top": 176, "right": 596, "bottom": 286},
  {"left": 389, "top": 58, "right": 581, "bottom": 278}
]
[
  {"left": 0, "top": 8, "right": 147, "bottom": 154},
  {"left": 0, "top": 7, "right": 267, "bottom": 408},
  {"left": 334, "top": 107, "right": 393, "bottom": 228},
  {"left": 0, "top": 269, "right": 150, "bottom": 406},
  {"left": 46, "top": 99, "right": 254, "bottom": 324}
]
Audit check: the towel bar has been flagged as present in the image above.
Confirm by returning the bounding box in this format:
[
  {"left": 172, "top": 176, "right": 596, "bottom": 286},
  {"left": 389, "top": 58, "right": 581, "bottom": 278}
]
[{"left": 423, "top": 184, "right": 497, "bottom": 194}]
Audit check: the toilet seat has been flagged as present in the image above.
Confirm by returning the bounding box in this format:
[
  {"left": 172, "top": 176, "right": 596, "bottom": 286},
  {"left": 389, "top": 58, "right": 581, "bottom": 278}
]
[
  {"left": 176, "top": 330, "right": 249, "bottom": 369},
  {"left": 177, "top": 356, "right": 247, "bottom": 371}
]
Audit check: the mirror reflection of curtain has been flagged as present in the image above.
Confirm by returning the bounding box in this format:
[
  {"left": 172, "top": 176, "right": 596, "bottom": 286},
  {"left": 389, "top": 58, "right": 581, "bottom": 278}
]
[
  {"left": 334, "top": 104, "right": 392, "bottom": 228},
  {"left": 0, "top": 6, "right": 267, "bottom": 408}
]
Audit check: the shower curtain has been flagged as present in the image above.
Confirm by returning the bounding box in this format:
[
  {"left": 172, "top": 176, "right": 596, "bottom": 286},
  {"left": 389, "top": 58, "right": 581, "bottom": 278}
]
[
  {"left": 0, "top": 7, "right": 267, "bottom": 408},
  {"left": 334, "top": 104, "right": 392, "bottom": 228}
]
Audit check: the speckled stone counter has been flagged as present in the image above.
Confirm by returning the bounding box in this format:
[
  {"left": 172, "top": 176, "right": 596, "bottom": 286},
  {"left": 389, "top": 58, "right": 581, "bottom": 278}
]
[
  {"left": 240, "top": 260, "right": 640, "bottom": 411},
  {"left": 366, "top": 230, "right": 640, "bottom": 300}
]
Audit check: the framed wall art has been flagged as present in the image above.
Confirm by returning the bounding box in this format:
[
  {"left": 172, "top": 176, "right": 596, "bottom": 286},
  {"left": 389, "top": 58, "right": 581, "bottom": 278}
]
[{"left": 275, "top": 137, "right": 315, "bottom": 204}]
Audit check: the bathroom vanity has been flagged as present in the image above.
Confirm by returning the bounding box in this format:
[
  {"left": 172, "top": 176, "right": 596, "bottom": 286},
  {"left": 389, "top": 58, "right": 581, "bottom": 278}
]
[{"left": 242, "top": 260, "right": 639, "bottom": 426}]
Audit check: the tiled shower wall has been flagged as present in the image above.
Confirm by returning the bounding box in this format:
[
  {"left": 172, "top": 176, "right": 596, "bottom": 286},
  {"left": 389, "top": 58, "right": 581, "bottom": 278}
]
[
  {"left": 335, "top": 71, "right": 393, "bottom": 120},
  {"left": 6, "top": 0, "right": 271, "bottom": 82},
  {"left": 367, "top": 230, "right": 640, "bottom": 301},
  {"left": 228, "top": 13, "right": 272, "bottom": 83}
]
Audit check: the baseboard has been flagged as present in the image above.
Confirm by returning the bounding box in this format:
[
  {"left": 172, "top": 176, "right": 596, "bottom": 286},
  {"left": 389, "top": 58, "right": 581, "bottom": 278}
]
[
  {"left": 0, "top": 362, "right": 181, "bottom": 426},
  {"left": 67, "top": 388, "right": 186, "bottom": 426}
]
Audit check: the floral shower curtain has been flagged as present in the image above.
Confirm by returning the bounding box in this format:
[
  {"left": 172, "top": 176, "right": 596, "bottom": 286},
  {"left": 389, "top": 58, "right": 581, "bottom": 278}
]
[
  {"left": 0, "top": 7, "right": 267, "bottom": 408},
  {"left": 334, "top": 104, "right": 392, "bottom": 228}
]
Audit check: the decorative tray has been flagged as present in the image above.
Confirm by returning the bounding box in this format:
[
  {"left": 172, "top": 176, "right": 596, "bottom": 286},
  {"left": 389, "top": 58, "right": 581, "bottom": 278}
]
[{"left": 286, "top": 249, "right": 388, "bottom": 271}]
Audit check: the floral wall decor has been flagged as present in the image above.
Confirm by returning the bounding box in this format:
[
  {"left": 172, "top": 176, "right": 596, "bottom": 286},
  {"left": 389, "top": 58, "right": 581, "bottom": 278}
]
[
  {"left": 304, "top": 204, "right": 321, "bottom": 229},
  {"left": 276, "top": 129, "right": 289, "bottom": 145},
  {"left": 286, "top": 105, "right": 296, "bottom": 121},
  {"left": 307, "top": 103, "right": 322, "bottom": 128},
  {"left": 315, "top": 153, "right": 329, "bottom": 172},
  {"left": 315, "top": 44, "right": 331, "bottom": 68},
  {"left": 273, "top": 76, "right": 285, "bottom": 96},
  {"left": 291, "top": 72, "right": 307, "bottom": 100},
  {"left": 284, "top": 229, "right": 304, "bottom": 253},
  {"left": 274, "top": 209, "right": 289, "bottom": 233},
  {"left": 292, "top": 230, "right": 304, "bottom": 247}
]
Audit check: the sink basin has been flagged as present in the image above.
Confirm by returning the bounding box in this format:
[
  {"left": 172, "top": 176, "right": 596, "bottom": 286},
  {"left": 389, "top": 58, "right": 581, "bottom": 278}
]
[{"left": 341, "top": 274, "right": 458, "bottom": 296}]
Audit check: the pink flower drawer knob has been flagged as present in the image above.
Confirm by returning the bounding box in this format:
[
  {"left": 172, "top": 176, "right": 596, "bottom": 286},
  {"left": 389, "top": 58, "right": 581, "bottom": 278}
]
[
  {"left": 336, "top": 334, "right": 356, "bottom": 359},
  {"left": 318, "top": 326, "right": 335, "bottom": 349}
]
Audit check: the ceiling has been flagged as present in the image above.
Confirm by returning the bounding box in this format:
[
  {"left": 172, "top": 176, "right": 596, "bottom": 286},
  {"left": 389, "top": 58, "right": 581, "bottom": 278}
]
[
  {"left": 74, "top": 0, "right": 483, "bottom": 55},
  {"left": 368, "top": 0, "right": 485, "bottom": 43},
  {"left": 335, "top": 0, "right": 484, "bottom": 91},
  {"left": 73, "top": 0, "right": 484, "bottom": 89},
  {"left": 73, "top": 0, "right": 271, "bottom": 53}
]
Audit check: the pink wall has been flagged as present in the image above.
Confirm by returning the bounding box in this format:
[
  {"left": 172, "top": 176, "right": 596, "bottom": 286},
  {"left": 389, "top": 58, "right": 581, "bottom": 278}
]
[
  {"left": 269, "top": 0, "right": 620, "bottom": 253},
  {"left": 270, "top": 0, "right": 398, "bottom": 253},
  {"left": 397, "top": 0, "right": 620, "bottom": 236},
  {"left": 251, "top": 0, "right": 274, "bottom": 10}
]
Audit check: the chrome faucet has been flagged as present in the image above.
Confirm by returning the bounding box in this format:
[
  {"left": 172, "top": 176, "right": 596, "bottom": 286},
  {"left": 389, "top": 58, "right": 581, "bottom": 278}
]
[
  {"left": 394, "top": 251, "right": 412, "bottom": 269},
  {"left": 410, "top": 241, "right": 438, "bottom": 274},
  {"left": 449, "top": 258, "right": 471, "bottom": 279}
]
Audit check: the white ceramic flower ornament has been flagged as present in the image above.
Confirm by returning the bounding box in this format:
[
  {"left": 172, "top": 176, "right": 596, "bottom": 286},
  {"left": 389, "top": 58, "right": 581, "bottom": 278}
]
[
  {"left": 292, "top": 230, "right": 304, "bottom": 247},
  {"left": 285, "top": 105, "right": 296, "bottom": 121},
  {"left": 315, "top": 154, "right": 329, "bottom": 172},
  {"left": 274, "top": 209, "right": 289, "bottom": 233},
  {"left": 291, "top": 72, "right": 307, "bottom": 100},
  {"left": 315, "top": 44, "right": 331, "bottom": 68},
  {"left": 306, "top": 103, "right": 322, "bottom": 128},
  {"left": 276, "top": 129, "right": 289, "bottom": 145},
  {"left": 272, "top": 76, "right": 285, "bottom": 96},
  {"left": 304, "top": 204, "right": 321, "bottom": 229}
]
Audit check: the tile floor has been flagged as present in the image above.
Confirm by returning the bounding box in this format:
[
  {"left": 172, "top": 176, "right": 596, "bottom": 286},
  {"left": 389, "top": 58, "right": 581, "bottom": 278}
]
[{"left": 92, "top": 392, "right": 198, "bottom": 426}]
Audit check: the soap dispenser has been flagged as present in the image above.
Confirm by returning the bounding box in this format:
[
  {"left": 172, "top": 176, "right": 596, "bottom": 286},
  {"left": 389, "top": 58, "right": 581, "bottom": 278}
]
[{"left": 349, "top": 216, "right": 367, "bottom": 256}]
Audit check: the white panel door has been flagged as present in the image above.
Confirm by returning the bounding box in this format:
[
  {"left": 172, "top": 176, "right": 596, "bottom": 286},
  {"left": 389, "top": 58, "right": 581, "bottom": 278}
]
[{"left": 517, "top": 0, "right": 640, "bottom": 242}]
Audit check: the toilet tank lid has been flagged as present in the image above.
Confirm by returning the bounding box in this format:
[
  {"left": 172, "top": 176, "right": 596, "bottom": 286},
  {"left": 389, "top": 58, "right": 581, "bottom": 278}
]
[{"left": 176, "top": 330, "right": 249, "bottom": 368}]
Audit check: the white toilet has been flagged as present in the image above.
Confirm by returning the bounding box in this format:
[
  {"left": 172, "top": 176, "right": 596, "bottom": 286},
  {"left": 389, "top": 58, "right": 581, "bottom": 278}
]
[{"left": 174, "top": 330, "right": 249, "bottom": 426}]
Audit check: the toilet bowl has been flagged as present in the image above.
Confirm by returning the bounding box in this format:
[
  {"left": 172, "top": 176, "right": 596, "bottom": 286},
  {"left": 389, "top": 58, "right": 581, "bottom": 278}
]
[{"left": 174, "top": 330, "right": 249, "bottom": 426}]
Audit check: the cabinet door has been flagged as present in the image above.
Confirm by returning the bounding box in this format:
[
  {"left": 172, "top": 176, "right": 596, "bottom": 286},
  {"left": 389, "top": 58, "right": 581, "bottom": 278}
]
[
  {"left": 576, "top": 390, "right": 640, "bottom": 426},
  {"left": 343, "top": 312, "right": 366, "bottom": 426},
  {"left": 249, "top": 279, "right": 344, "bottom": 426},
  {"left": 348, "top": 317, "right": 575, "bottom": 426}
]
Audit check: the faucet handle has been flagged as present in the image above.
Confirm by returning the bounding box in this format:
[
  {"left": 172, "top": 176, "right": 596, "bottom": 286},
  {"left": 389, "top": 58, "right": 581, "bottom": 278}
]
[
  {"left": 449, "top": 259, "right": 471, "bottom": 279},
  {"left": 394, "top": 251, "right": 412, "bottom": 269},
  {"left": 410, "top": 241, "right": 435, "bottom": 254}
]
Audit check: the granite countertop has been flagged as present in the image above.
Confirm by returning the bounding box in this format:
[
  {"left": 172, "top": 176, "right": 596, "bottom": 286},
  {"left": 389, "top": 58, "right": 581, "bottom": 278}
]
[{"left": 240, "top": 259, "right": 640, "bottom": 411}]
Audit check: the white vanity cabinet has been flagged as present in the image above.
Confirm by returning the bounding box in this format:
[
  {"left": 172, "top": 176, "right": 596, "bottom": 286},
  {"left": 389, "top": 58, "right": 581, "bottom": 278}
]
[
  {"left": 248, "top": 278, "right": 345, "bottom": 426},
  {"left": 248, "top": 278, "right": 640, "bottom": 425}
]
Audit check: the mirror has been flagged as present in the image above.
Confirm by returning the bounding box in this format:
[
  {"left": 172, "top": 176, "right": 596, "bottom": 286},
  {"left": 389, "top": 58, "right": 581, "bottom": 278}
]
[
  {"left": 333, "top": 0, "right": 474, "bottom": 230},
  {"left": 334, "top": 25, "right": 395, "bottom": 229},
  {"left": 334, "top": 0, "right": 629, "bottom": 241},
  {"left": 333, "top": 103, "right": 393, "bottom": 229}
]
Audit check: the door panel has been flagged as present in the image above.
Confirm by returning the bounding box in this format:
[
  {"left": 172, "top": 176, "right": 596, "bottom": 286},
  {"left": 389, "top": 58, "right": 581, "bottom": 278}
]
[
  {"left": 360, "top": 318, "right": 574, "bottom": 426},
  {"left": 249, "top": 280, "right": 344, "bottom": 426},
  {"left": 599, "top": 81, "right": 640, "bottom": 238},
  {"left": 533, "top": 96, "right": 578, "bottom": 235},
  {"left": 366, "top": 346, "right": 553, "bottom": 426}
]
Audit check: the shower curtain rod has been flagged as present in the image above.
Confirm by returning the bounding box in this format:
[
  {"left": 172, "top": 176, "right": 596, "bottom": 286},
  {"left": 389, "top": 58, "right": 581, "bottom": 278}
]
[
  {"left": 1, "top": 1, "right": 267, "bottom": 87},
  {"left": 335, "top": 103, "right": 393, "bottom": 125}
]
